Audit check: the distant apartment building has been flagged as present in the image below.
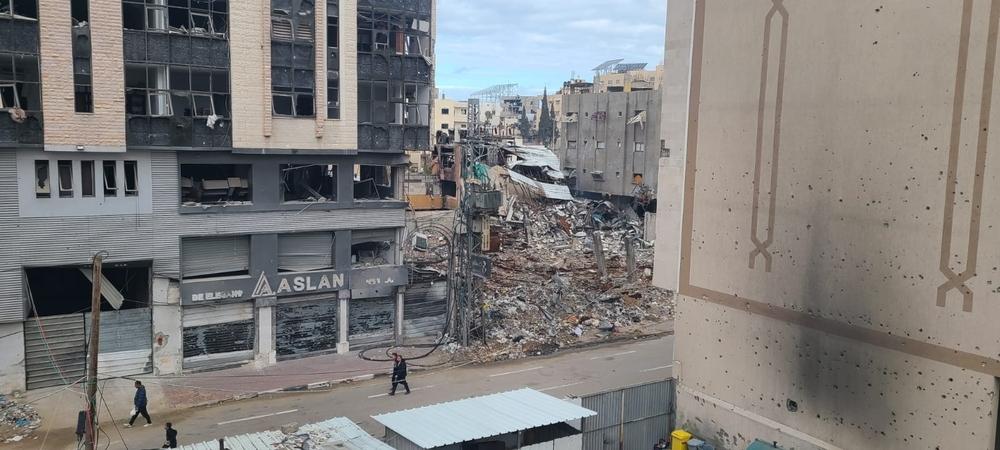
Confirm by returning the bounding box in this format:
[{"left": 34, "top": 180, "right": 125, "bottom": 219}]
[
  {"left": 655, "top": 1, "right": 1000, "bottom": 448},
  {"left": 593, "top": 63, "right": 663, "bottom": 93},
  {"left": 431, "top": 97, "right": 467, "bottom": 142},
  {"left": 0, "top": 0, "right": 437, "bottom": 393}
]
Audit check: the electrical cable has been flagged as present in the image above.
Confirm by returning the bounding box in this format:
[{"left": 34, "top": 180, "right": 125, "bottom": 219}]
[{"left": 97, "top": 381, "right": 130, "bottom": 450}]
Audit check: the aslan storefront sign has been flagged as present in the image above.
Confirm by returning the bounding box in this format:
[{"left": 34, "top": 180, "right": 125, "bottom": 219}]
[{"left": 251, "top": 270, "right": 346, "bottom": 298}]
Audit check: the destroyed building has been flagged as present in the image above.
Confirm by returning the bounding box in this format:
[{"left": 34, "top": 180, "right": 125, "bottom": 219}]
[{"left": 0, "top": 0, "right": 437, "bottom": 393}]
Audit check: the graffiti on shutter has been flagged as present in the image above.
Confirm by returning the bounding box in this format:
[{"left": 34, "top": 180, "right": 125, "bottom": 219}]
[
  {"left": 348, "top": 296, "right": 394, "bottom": 349},
  {"left": 276, "top": 299, "right": 338, "bottom": 359}
]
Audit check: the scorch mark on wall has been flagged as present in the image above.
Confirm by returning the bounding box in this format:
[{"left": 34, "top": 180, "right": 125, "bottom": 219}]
[
  {"left": 937, "top": 0, "right": 999, "bottom": 312},
  {"left": 749, "top": 0, "right": 789, "bottom": 272}
]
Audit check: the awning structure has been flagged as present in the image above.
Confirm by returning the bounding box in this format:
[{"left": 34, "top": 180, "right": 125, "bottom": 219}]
[
  {"left": 178, "top": 417, "right": 391, "bottom": 450},
  {"left": 372, "top": 388, "right": 596, "bottom": 449},
  {"left": 504, "top": 167, "right": 574, "bottom": 201}
]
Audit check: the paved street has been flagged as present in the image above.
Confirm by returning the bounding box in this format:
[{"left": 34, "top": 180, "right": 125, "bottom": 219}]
[{"left": 27, "top": 334, "right": 673, "bottom": 450}]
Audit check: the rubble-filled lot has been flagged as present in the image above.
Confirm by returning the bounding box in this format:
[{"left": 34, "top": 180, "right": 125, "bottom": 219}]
[{"left": 465, "top": 200, "right": 674, "bottom": 362}]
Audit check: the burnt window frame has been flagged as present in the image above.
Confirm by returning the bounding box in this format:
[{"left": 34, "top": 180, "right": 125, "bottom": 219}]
[
  {"left": 125, "top": 63, "right": 230, "bottom": 119},
  {"left": 0, "top": 0, "right": 38, "bottom": 20},
  {"left": 326, "top": 0, "right": 339, "bottom": 119},
  {"left": 72, "top": 0, "right": 93, "bottom": 112},
  {"left": 33, "top": 159, "right": 49, "bottom": 198},
  {"left": 355, "top": 6, "right": 430, "bottom": 57},
  {"left": 0, "top": 54, "right": 40, "bottom": 113},
  {"left": 270, "top": 0, "right": 316, "bottom": 118},
  {"left": 179, "top": 163, "right": 253, "bottom": 205},
  {"left": 280, "top": 163, "right": 338, "bottom": 203},
  {"left": 122, "top": 0, "right": 228, "bottom": 37},
  {"left": 57, "top": 160, "right": 73, "bottom": 197}
]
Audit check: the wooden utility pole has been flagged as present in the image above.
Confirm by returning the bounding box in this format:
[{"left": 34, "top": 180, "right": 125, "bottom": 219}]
[{"left": 84, "top": 254, "right": 103, "bottom": 450}]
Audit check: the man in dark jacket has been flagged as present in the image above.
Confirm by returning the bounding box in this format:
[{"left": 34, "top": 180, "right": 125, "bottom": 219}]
[
  {"left": 163, "top": 423, "right": 178, "bottom": 448},
  {"left": 126, "top": 380, "right": 151, "bottom": 427},
  {"left": 389, "top": 352, "right": 410, "bottom": 395}
]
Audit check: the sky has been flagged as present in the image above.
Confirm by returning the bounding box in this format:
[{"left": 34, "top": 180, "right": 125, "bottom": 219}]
[{"left": 434, "top": 0, "right": 667, "bottom": 100}]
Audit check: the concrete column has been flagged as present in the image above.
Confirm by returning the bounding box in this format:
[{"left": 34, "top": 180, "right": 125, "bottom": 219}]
[
  {"left": 151, "top": 277, "right": 183, "bottom": 376},
  {"left": 395, "top": 286, "right": 406, "bottom": 344},
  {"left": 337, "top": 290, "right": 350, "bottom": 354},
  {"left": 254, "top": 296, "right": 277, "bottom": 368},
  {"left": 0, "top": 321, "right": 25, "bottom": 393}
]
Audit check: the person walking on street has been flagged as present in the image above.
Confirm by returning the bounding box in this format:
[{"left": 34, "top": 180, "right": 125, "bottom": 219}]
[
  {"left": 389, "top": 352, "right": 410, "bottom": 395},
  {"left": 163, "top": 423, "right": 178, "bottom": 448},
  {"left": 125, "top": 380, "right": 152, "bottom": 427}
]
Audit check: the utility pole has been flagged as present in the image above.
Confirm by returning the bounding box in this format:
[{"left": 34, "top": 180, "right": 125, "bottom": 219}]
[{"left": 84, "top": 253, "right": 103, "bottom": 450}]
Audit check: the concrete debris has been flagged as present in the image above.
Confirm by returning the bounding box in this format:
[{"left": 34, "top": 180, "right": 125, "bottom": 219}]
[
  {"left": 466, "top": 200, "right": 674, "bottom": 362},
  {"left": 0, "top": 393, "right": 40, "bottom": 443}
]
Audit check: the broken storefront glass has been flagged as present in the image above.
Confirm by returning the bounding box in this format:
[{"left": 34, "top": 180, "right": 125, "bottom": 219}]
[{"left": 180, "top": 163, "right": 251, "bottom": 206}]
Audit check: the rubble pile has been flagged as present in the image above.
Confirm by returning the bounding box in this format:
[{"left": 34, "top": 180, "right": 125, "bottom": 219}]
[
  {"left": 0, "top": 393, "right": 40, "bottom": 443},
  {"left": 469, "top": 200, "right": 674, "bottom": 362}
]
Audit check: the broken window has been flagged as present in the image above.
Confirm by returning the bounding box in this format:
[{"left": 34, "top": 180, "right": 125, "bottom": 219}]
[
  {"left": 145, "top": 0, "right": 167, "bottom": 31},
  {"left": 103, "top": 161, "right": 117, "bottom": 196},
  {"left": 326, "top": 0, "right": 339, "bottom": 119},
  {"left": 81, "top": 160, "right": 95, "bottom": 197},
  {"left": 123, "top": 0, "right": 227, "bottom": 35},
  {"left": 441, "top": 108, "right": 448, "bottom": 115},
  {"left": 124, "top": 160, "right": 139, "bottom": 196},
  {"left": 383, "top": 82, "right": 429, "bottom": 126},
  {"left": 351, "top": 229, "right": 397, "bottom": 268},
  {"left": 180, "top": 164, "right": 252, "bottom": 205},
  {"left": 271, "top": 0, "right": 315, "bottom": 118},
  {"left": 26, "top": 265, "right": 151, "bottom": 317},
  {"left": 72, "top": 0, "right": 92, "bottom": 112},
  {"left": 353, "top": 164, "right": 396, "bottom": 200},
  {"left": 126, "top": 64, "right": 229, "bottom": 119},
  {"left": 357, "top": 81, "right": 388, "bottom": 124},
  {"left": 33, "top": 160, "right": 48, "bottom": 198},
  {"left": 57, "top": 160, "right": 73, "bottom": 197},
  {"left": 0, "top": 0, "right": 37, "bottom": 19},
  {"left": 357, "top": 7, "right": 429, "bottom": 57},
  {"left": 0, "top": 54, "right": 39, "bottom": 112},
  {"left": 280, "top": 163, "right": 337, "bottom": 202}
]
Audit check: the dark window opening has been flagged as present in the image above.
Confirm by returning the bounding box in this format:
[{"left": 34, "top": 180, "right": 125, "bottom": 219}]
[
  {"left": 126, "top": 64, "right": 230, "bottom": 121},
  {"left": 122, "top": 0, "right": 227, "bottom": 37},
  {"left": 326, "top": 0, "right": 339, "bottom": 119},
  {"left": 25, "top": 264, "right": 151, "bottom": 317},
  {"left": 33, "top": 160, "right": 48, "bottom": 198},
  {"left": 81, "top": 160, "right": 95, "bottom": 197},
  {"left": 72, "top": 0, "right": 92, "bottom": 112},
  {"left": 281, "top": 163, "right": 337, "bottom": 202},
  {"left": 351, "top": 232, "right": 396, "bottom": 268},
  {"left": 271, "top": 0, "right": 315, "bottom": 117},
  {"left": 180, "top": 163, "right": 251, "bottom": 205},
  {"left": 124, "top": 160, "right": 139, "bottom": 196},
  {"left": 356, "top": 7, "right": 430, "bottom": 57},
  {"left": 103, "top": 161, "right": 117, "bottom": 196},
  {"left": 353, "top": 164, "right": 395, "bottom": 200},
  {"left": 57, "top": 160, "right": 73, "bottom": 198},
  {"left": 0, "top": 0, "right": 38, "bottom": 20}
]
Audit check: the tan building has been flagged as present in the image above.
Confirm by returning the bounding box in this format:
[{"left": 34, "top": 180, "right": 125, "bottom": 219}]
[
  {"left": 0, "top": 0, "right": 438, "bottom": 393},
  {"left": 655, "top": 1, "right": 1000, "bottom": 448},
  {"left": 593, "top": 64, "right": 663, "bottom": 93},
  {"left": 432, "top": 97, "right": 468, "bottom": 141}
]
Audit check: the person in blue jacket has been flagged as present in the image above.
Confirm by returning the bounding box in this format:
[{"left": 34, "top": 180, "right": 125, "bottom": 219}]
[{"left": 125, "top": 380, "right": 152, "bottom": 427}]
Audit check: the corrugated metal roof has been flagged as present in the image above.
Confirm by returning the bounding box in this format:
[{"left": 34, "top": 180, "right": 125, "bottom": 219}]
[
  {"left": 506, "top": 145, "right": 562, "bottom": 171},
  {"left": 505, "top": 169, "right": 574, "bottom": 201},
  {"left": 371, "top": 388, "right": 596, "bottom": 449},
  {"left": 177, "top": 417, "right": 392, "bottom": 450}
]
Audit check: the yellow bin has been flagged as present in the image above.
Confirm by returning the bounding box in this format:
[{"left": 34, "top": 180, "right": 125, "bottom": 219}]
[{"left": 671, "top": 429, "right": 693, "bottom": 450}]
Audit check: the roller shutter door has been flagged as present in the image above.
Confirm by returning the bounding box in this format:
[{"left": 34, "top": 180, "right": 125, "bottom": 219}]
[
  {"left": 348, "top": 296, "right": 395, "bottom": 349},
  {"left": 403, "top": 281, "right": 447, "bottom": 341},
  {"left": 278, "top": 232, "right": 335, "bottom": 272},
  {"left": 84, "top": 308, "right": 152, "bottom": 378},
  {"left": 24, "top": 314, "right": 86, "bottom": 390},
  {"left": 182, "top": 302, "right": 255, "bottom": 370},
  {"left": 276, "top": 296, "right": 339, "bottom": 359},
  {"left": 182, "top": 236, "right": 250, "bottom": 278}
]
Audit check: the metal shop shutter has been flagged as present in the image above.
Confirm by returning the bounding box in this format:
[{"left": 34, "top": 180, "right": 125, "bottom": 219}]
[
  {"left": 348, "top": 296, "right": 395, "bottom": 349},
  {"left": 351, "top": 228, "right": 396, "bottom": 244},
  {"left": 84, "top": 308, "right": 152, "bottom": 378},
  {"left": 181, "top": 235, "right": 250, "bottom": 278},
  {"left": 276, "top": 297, "right": 338, "bottom": 359},
  {"left": 403, "top": 280, "right": 447, "bottom": 340},
  {"left": 278, "top": 232, "right": 335, "bottom": 272},
  {"left": 24, "top": 314, "right": 86, "bottom": 390},
  {"left": 182, "top": 302, "right": 255, "bottom": 369}
]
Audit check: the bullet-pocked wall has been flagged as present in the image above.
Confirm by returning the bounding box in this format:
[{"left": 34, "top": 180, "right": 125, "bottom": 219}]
[{"left": 665, "top": 0, "right": 1000, "bottom": 448}]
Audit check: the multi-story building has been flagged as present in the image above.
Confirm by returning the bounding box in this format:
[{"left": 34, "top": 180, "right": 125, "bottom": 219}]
[
  {"left": 553, "top": 90, "right": 662, "bottom": 200},
  {"left": 0, "top": 0, "right": 436, "bottom": 392},
  {"left": 592, "top": 63, "right": 663, "bottom": 93},
  {"left": 431, "top": 96, "right": 466, "bottom": 142},
  {"left": 655, "top": 0, "right": 1000, "bottom": 448}
]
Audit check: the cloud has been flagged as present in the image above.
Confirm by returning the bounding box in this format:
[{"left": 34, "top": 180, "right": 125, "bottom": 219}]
[{"left": 435, "top": 0, "right": 666, "bottom": 99}]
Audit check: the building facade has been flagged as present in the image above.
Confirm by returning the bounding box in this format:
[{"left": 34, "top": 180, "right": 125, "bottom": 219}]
[
  {"left": 656, "top": 0, "right": 1000, "bottom": 448},
  {"left": 554, "top": 90, "right": 662, "bottom": 199},
  {"left": 0, "top": 0, "right": 436, "bottom": 393},
  {"left": 431, "top": 97, "right": 466, "bottom": 142}
]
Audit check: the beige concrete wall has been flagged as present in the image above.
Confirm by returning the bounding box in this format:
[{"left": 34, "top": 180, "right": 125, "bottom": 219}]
[
  {"left": 432, "top": 98, "right": 468, "bottom": 136},
  {"left": 652, "top": 0, "right": 693, "bottom": 292},
  {"left": 38, "top": 0, "right": 126, "bottom": 152},
  {"left": 667, "top": 0, "right": 1000, "bottom": 448},
  {"left": 230, "top": 0, "right": 357, "bottom": 150}
]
